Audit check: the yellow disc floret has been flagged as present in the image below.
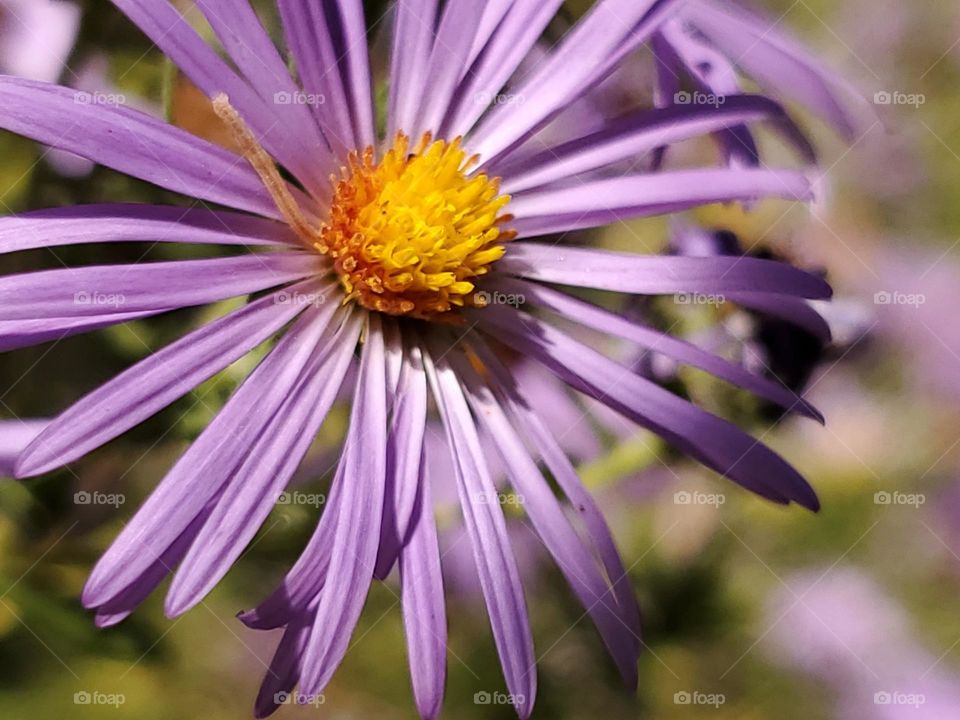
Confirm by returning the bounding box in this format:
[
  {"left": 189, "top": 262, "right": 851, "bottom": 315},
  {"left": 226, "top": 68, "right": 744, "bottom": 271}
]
[{"left": 317, "top": 133, "right": 515, "bottom": 318}]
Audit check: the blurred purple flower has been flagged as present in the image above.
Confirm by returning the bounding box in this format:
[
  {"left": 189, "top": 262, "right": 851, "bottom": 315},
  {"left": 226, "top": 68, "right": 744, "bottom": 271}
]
[{"left": 0, "top": 0, "right": 863, "bottom": 716}]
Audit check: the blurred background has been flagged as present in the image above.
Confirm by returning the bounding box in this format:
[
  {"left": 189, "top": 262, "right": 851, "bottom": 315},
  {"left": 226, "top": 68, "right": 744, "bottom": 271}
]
[{"left": 0, "top": 0, "right": 957, "bottom": 718}]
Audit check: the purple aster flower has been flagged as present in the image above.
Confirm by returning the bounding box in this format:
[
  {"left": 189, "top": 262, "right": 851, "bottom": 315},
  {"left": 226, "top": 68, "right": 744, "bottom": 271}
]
[{"left": 0, "top": 0, "right": 853, "bottom": 717}]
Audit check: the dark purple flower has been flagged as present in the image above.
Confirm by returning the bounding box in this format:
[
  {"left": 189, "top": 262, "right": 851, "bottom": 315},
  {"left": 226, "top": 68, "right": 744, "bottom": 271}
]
[{"left": 0, "top": 1, "right": 858, "bottom": 717}]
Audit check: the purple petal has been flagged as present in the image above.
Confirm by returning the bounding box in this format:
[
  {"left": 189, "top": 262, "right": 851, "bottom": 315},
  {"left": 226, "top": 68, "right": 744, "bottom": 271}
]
[
  {"left": 468, "top": 0, "right": 680, "bottom": 164},
  {"left": 299, "top": 314, "right": 388, "bottom": 697},
  {"left": 331, "top": 0, "right": 376, "bottom": 148},
  {"left": 424, "top": 347, "right": 537, "bottom": 719},
  {"left": 398, "top": 450, "right": 447, "bottom": 720},
  {"left": 0, "top": 419, "right": 48, "bottom": 476},
  {"left": 0, "top": 204, "right": 296, "bottom": 255},
  {"left": 497, "top": 95, "right": 812, "bottom": 194},
  {"left": 498, "top": 243, "right": 831, "bottom": 299},
  {"left": 458, "top": 360, "right": 639, "bottom": 688},
  {"left": 507, "top": 168, "right": 813, "bottom": 237},
  {"left": 192, "top": 0, "right": 334, "bottom": 181},
  {"left": 375, "top": 344, "right": 428, "bottom": 580},
  {"left": 0, "top": 75, "right": 288, "bottom": 218},
  {"left": 164, "top": 308, "right": 360, "bottom": 616},
  {"left": 504, "top": 278, "right": 823, "bottom": 421},
  {"left": 476, "top": 307, "right": 819, "bottom": 510},
  {"left": 443, "top": 0, "right": 564, "bottom": 139},
  {"left": 80, "top": 298, "right": 345, "bottom": 609},
  {"left": 684, "top": 0, "right": 872, "bottom": 140},
  {"left": 0, "top": 252, "right": 321, "bottom": 321},
  {"left": 387, "top": 0, "right": 437, "bottom": 139},
  {"left": 109, "top": 0, "right": 329, "bottom": 195},
  {"left": 0, "top": 311, "right": 167, "bottom": 353},
  {"left": 728, "top": 293, "right": 833, "bottom": 343},
  {"left": 18, "top": 277, "right": 330, "bottom": 479},
  {"left": 254, "top": 613, "right": 313, "bottom": 718},
  {"left": 469, "top": 340, "right": 643, "bottom": 652}
]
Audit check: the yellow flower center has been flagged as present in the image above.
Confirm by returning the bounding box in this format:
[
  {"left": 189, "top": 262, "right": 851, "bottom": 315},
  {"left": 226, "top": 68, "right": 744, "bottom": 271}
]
[
  {"left": 209, "top": 94, "right": 514, "bottom": 320},
  {"left": 317, "top": 134, "right": 514, "bottom": 318}
]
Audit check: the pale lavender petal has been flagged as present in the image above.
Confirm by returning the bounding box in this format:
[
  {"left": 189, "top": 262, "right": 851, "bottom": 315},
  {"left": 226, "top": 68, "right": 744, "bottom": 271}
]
[
  {"left": 507, "top": 169, "right": 813, "bottom": 236},
  {"left": 299, "top": 314, "right": 388, "bottom": 697},
  {"left": 192, "top": 0, "right": 334, "bottom": 181},
  {"left": 468, "top": 0, "right": 680, "bottom": 164},
  {"left": 684, "top": 0, "right": 872, "bottom": 139},
  {"left": 458, "top": 361, "right": 639, "bottom": 687},
  {"left": 412, "top": 0, "right": 485, "bottom": 137},
  {"left": 476, "top": 307, "right": 819, "bottom": 510},
  {"left": 0, "top": 252, "right": 320, "bottom": 321},
  {"left": 498, "top": 243, "right": 831, "bottom": 299},
  {"left": 443, "top": 0, "right": 564, "bottom": 139},
  {"left": 80, "top": 296, "right": 343, "bottom": 608},
  {"left": 469, "top": 340, "right": 642, "bottom": 649},
  {"left": 109, "top": 0, "right": 328, "bottom": 194},
  {"left": 17, "top": 277, "right": 330, "bottom": 479},
  {"left": 504, "top": 278, "right": 823, "bottom": 421},
  {"left": 165, "top": 308, "right": 359, "bottom": 616},
  {"left": 387, "top": 0, "right": 437, "bottom": 139},
  {"left": 0, "top": 204, "right": 296, "bottom": 255},
  {"left": 497, "top": 95, "right": 813, "bottom": 194},
  {"left": 375, "top": 344, "right": 428, "bottom": 580},
  {"left": 254, "top": 613, "right": 313, "bottom": 718},
  {"left": 0, "top": 76, "right": 285, "bottom": 218},
  {"left": 728, "top": 293, "right": 833, "bottom": 343},
  {"left": 332, "top": 0, "right": 376, "bottom": 148},
  {"left": 277, "top": 0, "right": 355, "bottom": 156},
  {"left": 398, "top": 448, "right": 447, "bottom": 720},
  {"left": 92, "top": 505, "right": 212, "bottom": 628},
  {"left": 0, "top": 419, "right": 48, "bottom": 476},
  {"left": 425, "top": 348, "right": 536, "bottom": 719},
  {"left": 0, "top": 311, "right": 166, "bottom": 353}
]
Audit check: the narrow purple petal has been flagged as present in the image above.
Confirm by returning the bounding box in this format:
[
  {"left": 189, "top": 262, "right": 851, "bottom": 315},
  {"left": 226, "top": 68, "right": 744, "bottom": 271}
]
[
  {"left": 728, "top": 293, "right": 833, "bottom": 343},
  {"left": 497, "top": 95, "right": 813, "bottom": 194},
  {"left": 0, "top": 204, "right": 296, "bottom": 255},
  {"left": 476, "top": 307, "right": 819, "bottom": 510},
  {"left": 398, "top": 449, "right": 447, "bottom": 720},
  {"left": 507, "top": 169, "right": 813, "bottom": 236},
  {"left": 498, "top": 243, "right": 831, "bottom": 299},
  {"left": 109, "top": 0, "right": 329, "bottom": 195},
  {"left": 458, "top": 361, "right": 639, "bottom": 688},
  {"left": 254, "top": 613, "right": 314, "bottom": 718},
  {"left": 387, "top": 0, "right": 437, "bottom": 139},
  {"left": 0, "top": 311, "right": 166, "bottom": 353},
  {"left": 375, "top": 344, "right": 428, "bottom": 580},
  {"left": 17, "top": 277, "right": 330, "bottom": 479},
  {"left": 331, "top": 0, "right": 376, "bottom": 148},
  {"left": 0, "top": 253, "right": 321, "bottom": 321},
  {"left": 0, "top": 419, "right": 48, "bottom": 476},
  {"left": 80, "top": 298, "right": 344, "bottom": 608},
  {"left": 425, "top": 347, "right": 537, "bottom": 719},
  {"left": 299, "top": 314, "right": 388, "bottom": 697},
  {"left": 504, "top": 278, "right": 823, "bottom": 421},
  {"left": 0, "top": 76, "right": 286, "bottom": 218},
  {"left": 164, "top": 308, "right": 359, "bottom": 616}
]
